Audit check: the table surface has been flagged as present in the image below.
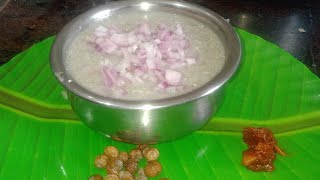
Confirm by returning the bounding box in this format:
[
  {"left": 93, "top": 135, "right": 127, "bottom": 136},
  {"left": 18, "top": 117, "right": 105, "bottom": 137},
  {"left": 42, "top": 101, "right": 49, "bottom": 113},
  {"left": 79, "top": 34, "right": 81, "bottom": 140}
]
[{"left": 0, "top": 0, "right": 319, "bottom": 76}]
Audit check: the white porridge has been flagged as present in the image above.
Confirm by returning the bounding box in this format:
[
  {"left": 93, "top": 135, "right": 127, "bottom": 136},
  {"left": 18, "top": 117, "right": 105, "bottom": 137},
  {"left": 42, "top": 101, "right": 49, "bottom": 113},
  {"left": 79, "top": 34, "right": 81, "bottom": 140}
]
[{"left": 65, "top": 11, "right": 225, "bottom": 100}]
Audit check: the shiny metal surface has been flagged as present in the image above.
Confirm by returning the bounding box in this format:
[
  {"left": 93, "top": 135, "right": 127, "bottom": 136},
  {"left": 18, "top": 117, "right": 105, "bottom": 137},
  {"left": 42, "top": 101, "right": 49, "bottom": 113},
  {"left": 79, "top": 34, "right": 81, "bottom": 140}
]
[{"left": 50, "top": 0, "right": 241, "bottom": 143}]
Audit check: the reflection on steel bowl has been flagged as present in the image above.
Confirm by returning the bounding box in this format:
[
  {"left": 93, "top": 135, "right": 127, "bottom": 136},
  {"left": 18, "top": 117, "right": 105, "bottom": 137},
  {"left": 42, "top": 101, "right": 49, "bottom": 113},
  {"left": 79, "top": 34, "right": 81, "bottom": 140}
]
[{"left": 50, "top": 0, "right": 241, "bottom": 144}]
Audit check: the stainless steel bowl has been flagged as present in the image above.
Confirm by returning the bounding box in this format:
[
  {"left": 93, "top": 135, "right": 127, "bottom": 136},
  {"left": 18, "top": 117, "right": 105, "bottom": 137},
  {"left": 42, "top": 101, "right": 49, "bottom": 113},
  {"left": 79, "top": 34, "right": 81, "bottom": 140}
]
[{"left": 50, "top": 0, "right": 241, "bottom": 144}]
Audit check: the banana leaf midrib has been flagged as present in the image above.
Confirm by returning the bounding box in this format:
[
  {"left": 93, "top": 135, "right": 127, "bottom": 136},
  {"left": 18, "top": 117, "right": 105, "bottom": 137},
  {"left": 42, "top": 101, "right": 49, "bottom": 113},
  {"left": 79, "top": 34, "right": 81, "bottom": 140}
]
[{"left": 2, "top": 85, "right": 320, "bottom": 135}]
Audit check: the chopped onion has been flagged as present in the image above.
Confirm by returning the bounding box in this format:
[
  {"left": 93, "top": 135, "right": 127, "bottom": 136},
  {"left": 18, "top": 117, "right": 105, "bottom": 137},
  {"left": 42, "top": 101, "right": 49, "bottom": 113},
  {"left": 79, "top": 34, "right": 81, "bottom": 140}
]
[
  {"left": 186, "top": 58, "right": 196, "bottom": 65},
  {"left": 165, "top": 69, "right": 182, "bottom": 86},
  {"left": 110, "top": 34, "right": 129, "bottom": 47},
  {"left": 88, "top": 23, "right": 197, "bottom": 92}
]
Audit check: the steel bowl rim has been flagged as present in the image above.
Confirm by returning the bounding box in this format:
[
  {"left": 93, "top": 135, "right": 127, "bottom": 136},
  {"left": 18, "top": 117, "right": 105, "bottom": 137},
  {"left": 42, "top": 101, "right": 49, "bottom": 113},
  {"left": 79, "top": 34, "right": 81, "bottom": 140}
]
[{"left": 50, "top": 0, "right": 241, "bottom": 110}]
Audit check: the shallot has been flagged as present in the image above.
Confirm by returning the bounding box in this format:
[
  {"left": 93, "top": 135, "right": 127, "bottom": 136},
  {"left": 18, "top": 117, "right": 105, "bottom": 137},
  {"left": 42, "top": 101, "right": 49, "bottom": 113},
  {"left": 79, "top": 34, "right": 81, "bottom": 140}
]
[{"left": 88, "top": 23, "right": 197, "bottom": 93}]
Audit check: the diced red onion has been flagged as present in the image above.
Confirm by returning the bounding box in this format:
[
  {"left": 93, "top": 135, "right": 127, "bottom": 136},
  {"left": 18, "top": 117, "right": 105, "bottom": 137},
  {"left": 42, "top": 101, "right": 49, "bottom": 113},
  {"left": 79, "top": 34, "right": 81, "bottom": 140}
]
[
  {"left": 154, "top": 39, "right": 161, "bottom": 44},
  {"left": 165, "top": 69, "right": 182, "bottom": 86},
  {"left": 146, "top": 58, "right": 156, "bottom": 69},
  {"left": 154, "top": 70, "right": 165, "bottom": 81},
  {"left": 134, "top": 69, "right": 144, "bottom": 76},
  {"left": 170, "top": 62, "right": 187, "bottom": 69},
  {"left": 96, "top": 25, "right": 108, "bottom": 32},
  {"left": 89, "top": 23, "right": 197, "bottom": 92},
  {"left": 128, "top": 32, "right": 139, "bottom": 45},
  {"left": 110, "top": 34, "right": 129, "bottom": 47},
  {"left": 186, "top": 58, "right": 196, "bottom": 65},
  {"left": 102, "top": 67, "right": 113, "bottom": 88},
  {"left": 158, "top": 81, "right": 169, "bottom": 89}
]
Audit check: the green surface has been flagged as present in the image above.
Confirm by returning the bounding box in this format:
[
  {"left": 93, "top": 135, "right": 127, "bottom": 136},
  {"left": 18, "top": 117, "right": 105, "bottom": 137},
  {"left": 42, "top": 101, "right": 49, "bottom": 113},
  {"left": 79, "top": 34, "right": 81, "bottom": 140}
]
[{"left": 0, "top": 29, "right": 320, "bottom": 179}]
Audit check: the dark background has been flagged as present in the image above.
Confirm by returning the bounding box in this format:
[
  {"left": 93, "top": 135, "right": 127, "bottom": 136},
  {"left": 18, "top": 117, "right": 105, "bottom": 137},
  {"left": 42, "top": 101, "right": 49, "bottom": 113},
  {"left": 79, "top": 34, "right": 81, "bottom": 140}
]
[{"left": 0, "top": 0, "right": 319, "bottom": 76}]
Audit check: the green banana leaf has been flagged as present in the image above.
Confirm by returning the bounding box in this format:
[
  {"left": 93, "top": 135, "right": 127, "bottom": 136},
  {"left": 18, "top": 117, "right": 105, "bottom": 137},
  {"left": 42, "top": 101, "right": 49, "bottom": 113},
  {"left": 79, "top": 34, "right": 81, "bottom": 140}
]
[{"left": 0, "top": 28, "right": 319, "bottom": 179}]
